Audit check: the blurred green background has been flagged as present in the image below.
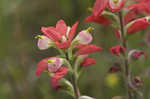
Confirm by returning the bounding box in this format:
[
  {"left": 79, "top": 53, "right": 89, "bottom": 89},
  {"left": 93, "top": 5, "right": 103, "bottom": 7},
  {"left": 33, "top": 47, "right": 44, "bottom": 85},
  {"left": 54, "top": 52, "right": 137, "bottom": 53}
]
[{"left": 1, "top": 0, "right": 150, "bottom": 99}]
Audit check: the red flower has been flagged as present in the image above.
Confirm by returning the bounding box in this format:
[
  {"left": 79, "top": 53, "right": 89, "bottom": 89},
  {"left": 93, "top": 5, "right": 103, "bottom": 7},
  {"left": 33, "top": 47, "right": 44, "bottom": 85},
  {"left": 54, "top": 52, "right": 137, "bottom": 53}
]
[
  {"left": 41, "top": 20, "right": 78, "bottom": 49},
  {"left": 127, "top": 17, "right": 150, "bottom": 34},
  {"left": 50, "top": 66, "right": 68, "bottom": 90},
  {"left": 76, "top": 44, "right": 102, "bottom": 55},
  {"left": 85, "top": 15, "right": 111, "bottom": 25},
  {"left": 110, "top": 45, "right": 125, "bottom": 56},
  {"left": 81, "top": 57, "right": 96, "bottom": 67}
]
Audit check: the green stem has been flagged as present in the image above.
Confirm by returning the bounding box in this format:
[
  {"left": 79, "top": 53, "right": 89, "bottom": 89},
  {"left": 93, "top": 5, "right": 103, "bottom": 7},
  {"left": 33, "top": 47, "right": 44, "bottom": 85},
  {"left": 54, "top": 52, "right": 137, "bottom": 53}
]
[
  {"left": 66, "top": 53, "right": 80, "bottom": 99},
  {"left": 118, "top": 11, "right": 133, "bottom": 99},
  {"left": 71, "top": 73, "right": 80, "bottom": 99}
]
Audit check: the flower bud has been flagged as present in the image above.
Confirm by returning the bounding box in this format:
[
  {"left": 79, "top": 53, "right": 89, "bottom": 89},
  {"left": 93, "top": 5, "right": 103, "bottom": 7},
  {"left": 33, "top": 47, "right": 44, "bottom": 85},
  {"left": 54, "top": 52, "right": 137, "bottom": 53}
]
[
  {"left": 108, "top": 0, "right": 124, "bottom": 12},
  {"left": 74, "top": 28, "right": 93, "bottom": 45},
  {"left": 79, "top": 96, "right": 95, "bottom": 99},
  {"left": 48, "top": 57, "right": 64, "bottom": 72},
  {"left": 37, "top": 35, "right": 53, "bottom": 50}
]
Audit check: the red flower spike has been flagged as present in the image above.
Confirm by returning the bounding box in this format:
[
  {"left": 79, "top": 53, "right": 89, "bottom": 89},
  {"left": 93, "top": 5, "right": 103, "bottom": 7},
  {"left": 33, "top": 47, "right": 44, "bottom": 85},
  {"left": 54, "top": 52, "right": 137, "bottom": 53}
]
[
  {"left": 50, "top": 66, "right": 68, "bottom": 90},
  {"left": 35, "top": 58, "right": 49, "bottom": 76},
  {"left": 93, "top": 0, "right": 109, "bottom": 16},
  {"left": 81, "top": 57, "right": 96, "bottom": 67},
  {"left": 41, "top": 27, "right": 62, "bottom": 42},
  {"left": 76, "top": 44, "right": 102, "bottom": 55},
  {"left": 127, "top": 17, "right": 150, "bottom": 34},
  {"left": 56, "top": 20, "right": 68, "bottom": 36},
  {"left": 110, "top": 45, "right": 125, "bottom": 56},
  {"left": 56, "top": 41, "right": 71, "bottom": 49},
  {"left": 85, "top": 15, "right": 111, "bottom": 25},
  {"left": 68, "top": 21, "right": 79, "bottom": 41}
]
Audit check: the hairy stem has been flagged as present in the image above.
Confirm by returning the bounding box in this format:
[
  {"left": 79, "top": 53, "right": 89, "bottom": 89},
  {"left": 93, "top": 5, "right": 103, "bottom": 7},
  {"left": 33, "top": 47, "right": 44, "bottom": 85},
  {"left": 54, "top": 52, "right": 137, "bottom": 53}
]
[{"left": 118, "top": 11, "right": 133, "bottom": 99}]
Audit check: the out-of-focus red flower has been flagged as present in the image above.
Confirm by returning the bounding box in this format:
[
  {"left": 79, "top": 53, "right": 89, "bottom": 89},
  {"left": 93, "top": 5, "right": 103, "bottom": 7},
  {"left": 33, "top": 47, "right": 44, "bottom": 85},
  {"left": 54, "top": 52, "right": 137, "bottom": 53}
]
[
  {"left": 110, "top": 45, "right": 125, "bottom": 56},
  {"left": 128, "top": 0, "right": 150, "bottom": 14},
  {"left": 50, "top": 66, "right": 68, "bottom": 90},
  {"left": 41, "top": 20, "right": 78, "bottom": 49},
  {"left": 132, "top": 51, "right": 147, "bottom": 59},
  {"left": 76, "top": 44, "right": 102, "bottom": 55},
  {"left": 85, "top": 15, "right": 111, "bottom": 25},
  {"left": 127, "top": 17, "right": 150, "bottom": 34},
  {"left": 81, "top": 57, "right": 96, "bottom": 67}
]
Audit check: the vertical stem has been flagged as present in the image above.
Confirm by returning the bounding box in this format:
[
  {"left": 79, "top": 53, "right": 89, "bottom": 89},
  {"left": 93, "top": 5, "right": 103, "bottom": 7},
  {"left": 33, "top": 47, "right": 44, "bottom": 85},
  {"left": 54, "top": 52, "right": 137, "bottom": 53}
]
[
  {"left": 71, "top": 74, "right": 80, "bottom": 99},
  {"left": 66, "top": 53, "right": 80, "bottom": 99},
  {"left": 118, "top": 11, "right": 132, "bottom": 99}
]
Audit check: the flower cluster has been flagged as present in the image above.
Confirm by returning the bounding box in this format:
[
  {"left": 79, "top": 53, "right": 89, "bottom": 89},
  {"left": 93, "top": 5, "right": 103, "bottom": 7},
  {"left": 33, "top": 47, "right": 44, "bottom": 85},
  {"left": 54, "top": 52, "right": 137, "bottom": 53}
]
[
  {"left": 35, "top": 20, "right": 101, "bottom": 98},
  {"left": 35, "top": 0, "right": 150, "bottom": 98}
]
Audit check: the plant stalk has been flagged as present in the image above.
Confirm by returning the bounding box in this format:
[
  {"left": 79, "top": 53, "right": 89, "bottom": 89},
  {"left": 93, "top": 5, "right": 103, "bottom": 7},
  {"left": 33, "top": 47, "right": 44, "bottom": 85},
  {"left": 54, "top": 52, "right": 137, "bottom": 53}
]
[
  {"left": 71, "top": 74, "right": 80, "bottom": 99},
  {"left": 118, "top": 11, "right": 133, "bottom": 99}
]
